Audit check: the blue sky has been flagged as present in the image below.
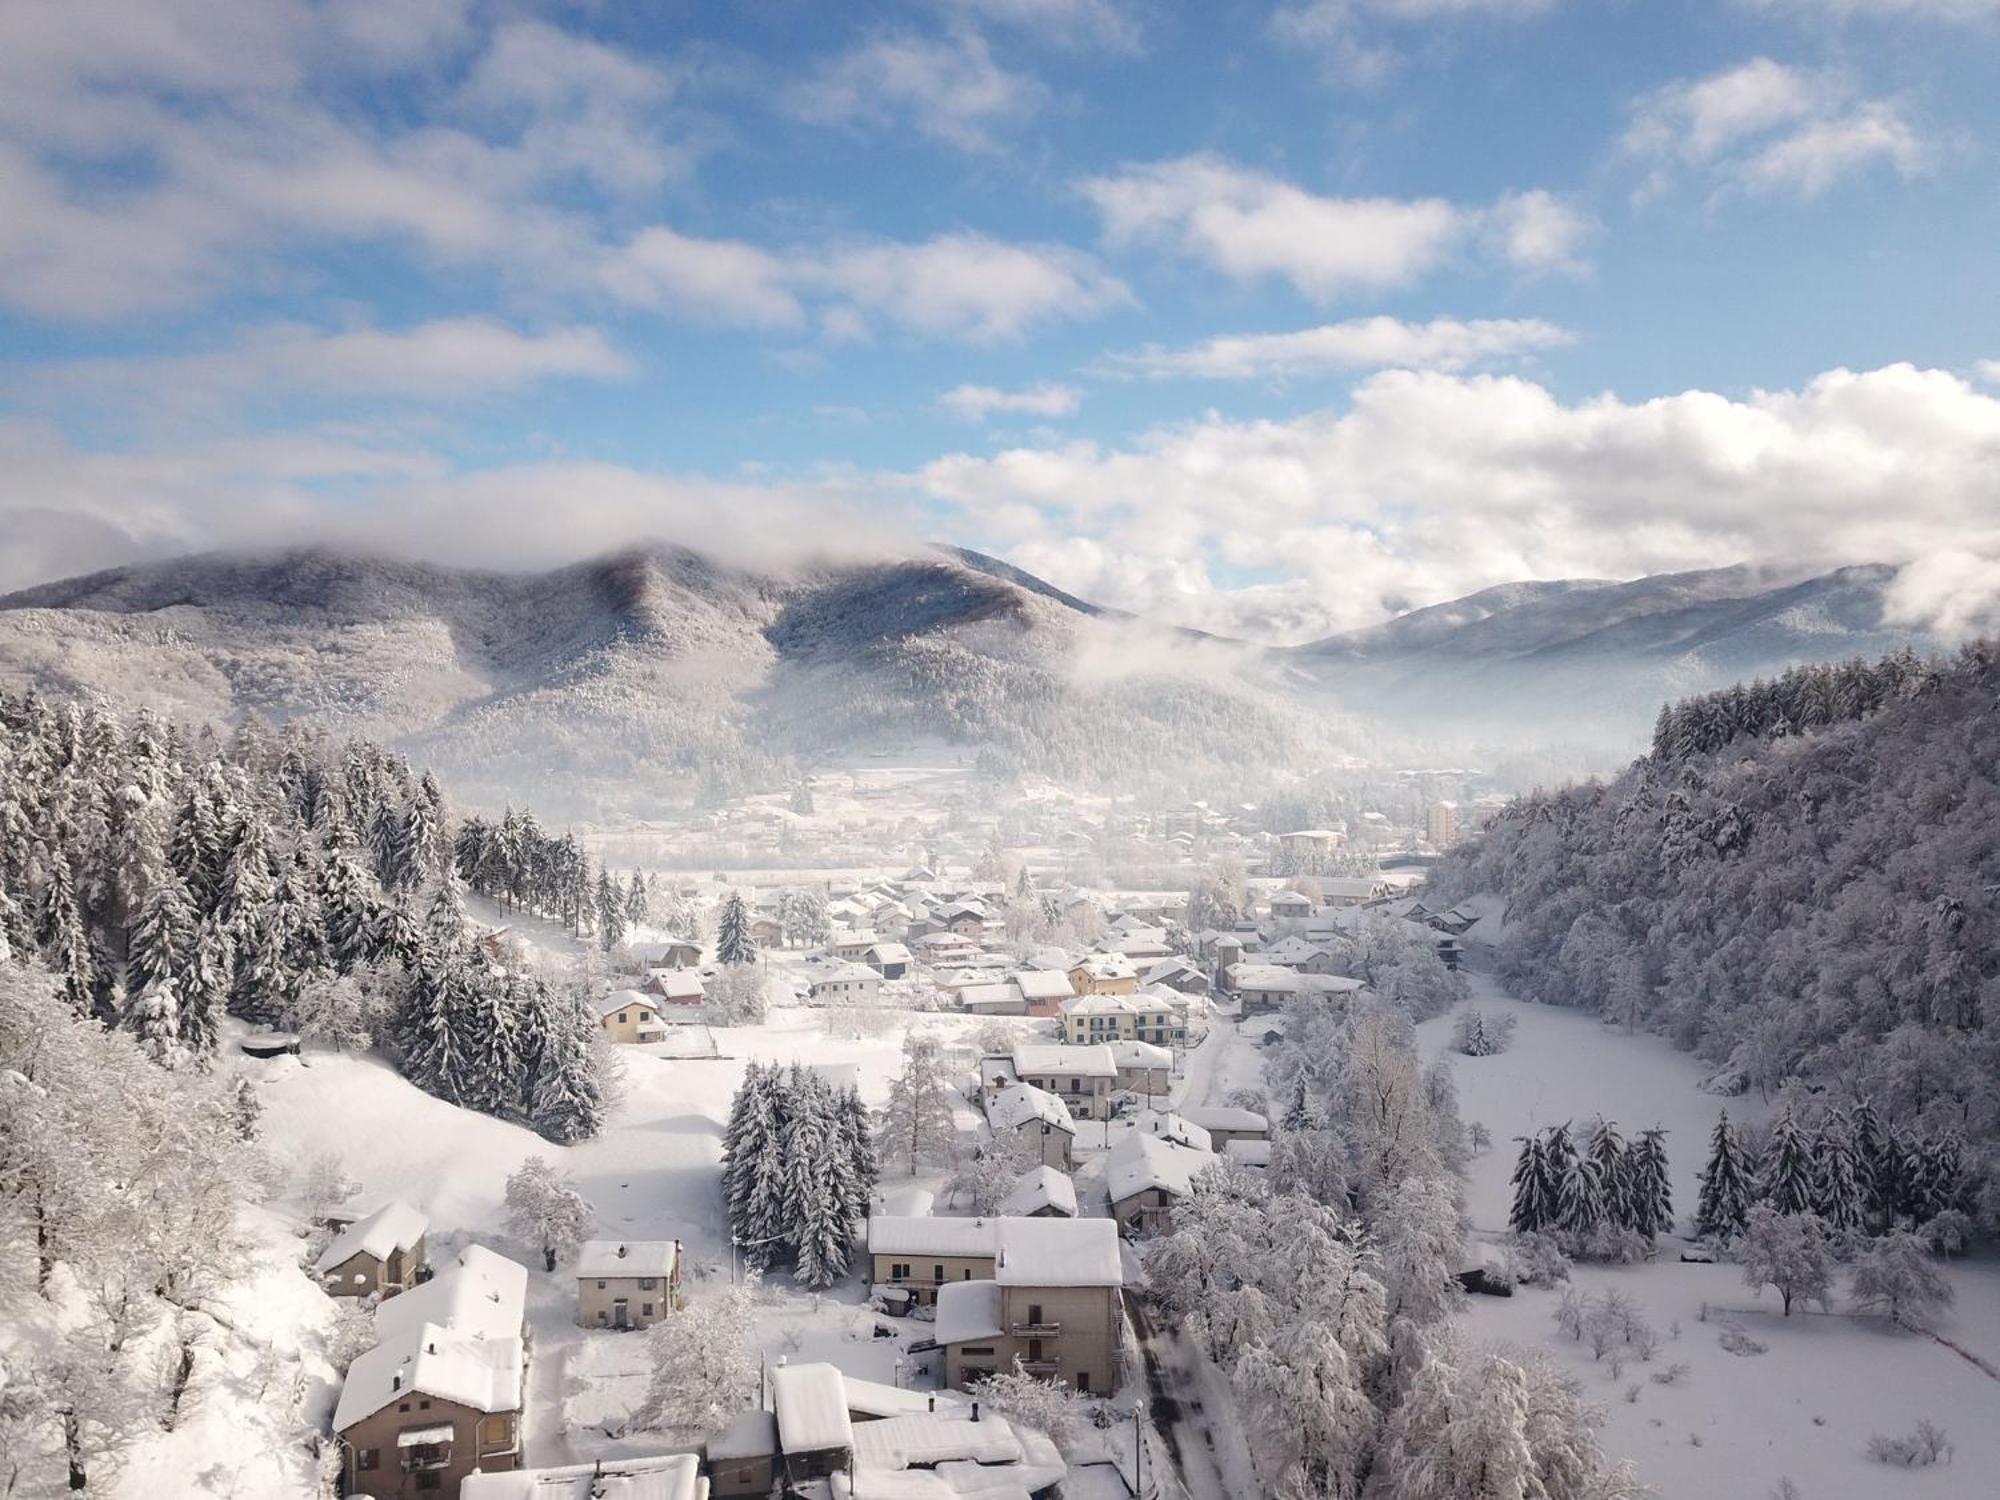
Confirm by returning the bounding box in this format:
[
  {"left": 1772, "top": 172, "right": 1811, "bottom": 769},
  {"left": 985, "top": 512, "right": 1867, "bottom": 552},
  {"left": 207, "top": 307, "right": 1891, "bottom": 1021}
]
[{"left": 2, "top": 0, "right": 1997, "bottom": 639}]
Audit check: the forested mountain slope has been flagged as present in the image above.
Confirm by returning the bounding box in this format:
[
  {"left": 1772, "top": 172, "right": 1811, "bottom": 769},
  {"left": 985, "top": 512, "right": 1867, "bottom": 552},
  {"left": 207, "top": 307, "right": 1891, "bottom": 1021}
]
[
  {"left": 0, "top": 545, "right": 1323, "bottom": 816},
  {"left": 1435, "top": 644, "right": 2000, "bottom": 1217}
]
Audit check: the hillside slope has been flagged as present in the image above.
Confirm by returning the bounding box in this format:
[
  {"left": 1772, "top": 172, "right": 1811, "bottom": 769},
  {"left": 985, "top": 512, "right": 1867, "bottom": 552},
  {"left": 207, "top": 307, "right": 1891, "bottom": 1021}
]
[
  {"left": 0, "top": 544, "right": 1322, "bottom": 815},
  {"left": 1433, "top": 643, "right": 2000, "bottom": 1206}
]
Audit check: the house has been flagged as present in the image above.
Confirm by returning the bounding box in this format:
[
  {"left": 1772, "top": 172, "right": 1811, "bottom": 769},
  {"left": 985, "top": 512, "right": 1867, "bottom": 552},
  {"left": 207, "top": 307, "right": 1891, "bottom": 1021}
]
[
  {"left": 1110, "top": 1040, "right": 1172, "bottom": 1101},
  {"left": 1315, "top": 875, "right": 1390, "bottom": 907},
  {"left": 315, "top": 1200, "right": 428, "bottom": 1299},
  {"left": 1096, "top": 927, "right": 1172, "bottom": 961},
  {"left": 914, "top": 931, "right": 981, "bottom": 966},
  {"left": 771, "top": 1362, "right": 854, "bottom": 1485},
  {"left": 1013, "top": 969, "right": 1076, "bottom": 1017},
  {"left": 1139, "top": 958, "right": 1211, "bottom": 997},
  {"left": 748, "top": 913, "right": 785, "bottom": 948},
  {"left": 704, "top": 1410, "right": 779, "bottom": 1499},
  {"left": 463, "top": 1456, "right": 707, "bottom": 1500},
  {"left": 1107, "top": 1135, "right": 1215, "bottom": 1235},
  {"left": 931, "top": 1217, "right": 1124, "bottom": 1395},
  {"left": 1260, "top": 936, "right": 1340, "bottom": 973},
  {"left": 1224, "top": 1138, "right": 1273, "bottom": 1170},
  {"left": 1183, "top": 1106, "right": 1269, "bottom": 1149},
  {"left": 845, "top": 1405, "right": 1064, "bottom": 1498},
  {"left": 634, "top": 938, "right": 704, "bottom": 970},
  {"left": 866, "top": 1216, "right": 1004, "bottom": 1309},
  {"left": 959, "top": 980, "right": 1026, "bottom": 1016},
  {"left": 596, "top": 990, "right": 671, "bottom": 1045},
  {"left": 1058, "top": 991, "right": 1184, "bottom": 1048},
  {"left": 805, "top": 958, "right": 883, "bottom": 1006},
  {"left": 1066, "top": 954, "right": 1138, "bottom": 996},
  {"left": 642, "top": 969, "right": 707, "bottom": 1008},
  {"left": 1268, "top": 890, "right": 1317, "bottom": 919},
  {"left": 863, "top": 941, "right": 912, "bottom": 979},
  {"left": 575, "top": 1240, "right": 681, "bottom": 1331},
  {"left": 1277, "top": 829, "right": 1343, "bottom": 857},
  {"left": 1010, "top": 1043, "right": 1116, "bottom": 1122},
  {"left": 997, "top": 1165, "right": 1077, "bottom": 1218},
  {"left": 1426, "top": 801, "right": 1459, "bottom": 847},
  {"left": 937, "top": 903, "right": 993, "bottom": 939},
  {"left": 1226, "top": 964, "right": 1366, "bottom": 1014},
  {"left": 1135, "top": 1110, "right": 1212, "bottom": 1153},
  {"left": 830, "top": 930, "right": 882, "bottom": 962},
  {"left": 985, "top": 1083, "right": 1076, "bottom": 1170},
  {"left": 333, "top": 1245, "right": 528, "bottom": 1498}
]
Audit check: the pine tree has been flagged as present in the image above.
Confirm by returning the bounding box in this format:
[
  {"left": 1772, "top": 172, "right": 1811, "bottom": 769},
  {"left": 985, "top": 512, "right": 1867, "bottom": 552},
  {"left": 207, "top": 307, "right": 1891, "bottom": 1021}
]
[
  {"left": 1812, "top": 1117, "right": 1865, "bottom": 1232},
  {"left": 1848, "top": 1098, "right": 1893, "bottom": 1227},
  {"left": 1586, "top": 1119, "right": 1630, "bottom": 1230},
  {"left": 127, "top": 979, "right": 185, "bottom": 1068},
  {"left": 783, "top": 1083, "right": 853, "bottom": 1288},
  {"left": 1695, "top": 1111, "right": 1754, "bottom": 1240},
  {"left": 623, "top": 870, "right": 650, "bottom": 929},
  {"left": 715, "top": 890, "right": 757, "bottom": 966},
  {"left": 595, "top": 868, "right": 627, "bottom": 954},
  {"left": 396, "top": 951, "right": 469, "bottom": 1104},
  {"left": 1508, "top": 1134, "right": 1554, "bottom": 1234},
  {"left": 127, "top": 869, "right": 195, "bottom": 999},
  {"left": 318, "top": 836, "right": 379, "bottom": 970},
  {"left": 528, "top": 991, "right": 608, "bottom": 1144},
  {"left": 1760, "top": 1105, "right": 1817, "bottom": 1217},
  {"left": 837, "top": 1085, "right": 879, "bottom": 1221},
  {"left": 1627, "top": 1128, "right": 1673, "bottom": 1242}
]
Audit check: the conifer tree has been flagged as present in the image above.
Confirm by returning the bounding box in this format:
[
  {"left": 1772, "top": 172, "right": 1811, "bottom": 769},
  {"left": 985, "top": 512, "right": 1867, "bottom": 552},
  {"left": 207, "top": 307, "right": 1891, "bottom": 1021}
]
[
  {"left": 528, "top": 989, "right": 608, "bottom": 1144},
  {"left": 180, "top": 917, "right": 232, "bottom": 1052},
  {"left": 715, "top": 890, "right": 757, "bottom": 966},
  {"left": 1812, "top": 1117, "right": 1865, "bottom": 1232},
  {"left": 1508, "top": 1133, "right": 1553, "bottom": 1234},
  {"left": 1585, "top": 1119, "right": 1630, "bottom": 1230},
  {"left": 1760, "top": 1104, "right": 1817, "bottom": 1217},
  {"left": 1695, "top": 1111, "right": 1754, "bottom": 1239},
  {"left": 595, "top": 868, "right": 627, "bottom": 953},
  {"left": 127, "top": 869, "right": 195, "bottom": 999},
  {"left": 624, "top": 870, "right": 650, "bottom": 929},
  {"left": 1627, "top": 1128, "right": 1672, "bottom": 1242}
]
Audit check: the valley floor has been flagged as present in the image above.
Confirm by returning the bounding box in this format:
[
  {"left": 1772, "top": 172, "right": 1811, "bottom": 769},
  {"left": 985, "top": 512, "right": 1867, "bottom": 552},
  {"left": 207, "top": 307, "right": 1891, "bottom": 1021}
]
[{"left": 1418, "top": 961, "right": 2000, "bottom": 1500}]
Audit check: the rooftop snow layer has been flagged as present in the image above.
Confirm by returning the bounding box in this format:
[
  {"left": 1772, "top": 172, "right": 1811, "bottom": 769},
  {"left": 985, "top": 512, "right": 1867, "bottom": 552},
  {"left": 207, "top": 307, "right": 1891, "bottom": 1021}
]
[
  {"left": 462, "top": 1455, "right": 704, "bottom": 1500},
  {"left": 773, "top": 1362, "right": 856, "bottom": 1455},
  {"left": 314, "top": 1199, "right": 427, "bottom": 1272},
  {"left": 575, "top": 1240, "right": 680, "bottom": 1280}
]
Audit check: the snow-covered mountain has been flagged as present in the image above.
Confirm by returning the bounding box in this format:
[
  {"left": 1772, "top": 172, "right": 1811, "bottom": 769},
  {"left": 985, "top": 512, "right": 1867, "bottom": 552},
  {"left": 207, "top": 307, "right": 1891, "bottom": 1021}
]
[
  {"left": 0, "top": 544, "right": 1323, "bottom": 816},
  {"left": 1286, "top": 561, "right": 1937, "bottom": 740}
]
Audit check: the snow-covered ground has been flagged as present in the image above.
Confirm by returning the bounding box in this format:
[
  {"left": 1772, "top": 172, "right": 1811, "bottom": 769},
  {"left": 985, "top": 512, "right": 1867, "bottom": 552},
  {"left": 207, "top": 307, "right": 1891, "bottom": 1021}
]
[{"left": 1419, "top": 964, "right": 2000, "bottom": 1499}]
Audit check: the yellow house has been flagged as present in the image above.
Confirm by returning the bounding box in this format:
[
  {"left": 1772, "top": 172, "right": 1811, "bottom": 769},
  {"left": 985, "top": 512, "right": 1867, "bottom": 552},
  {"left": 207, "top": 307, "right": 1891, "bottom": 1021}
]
[
  {"left": 1058, "top": 991, "right": 1184, "bottom": 1047},
  {"left": 1066, "top": 954, "right": 1138, "bottom": 996},
  {"left": 595, "top": 988, "right": 668, "bottom": 1044}
]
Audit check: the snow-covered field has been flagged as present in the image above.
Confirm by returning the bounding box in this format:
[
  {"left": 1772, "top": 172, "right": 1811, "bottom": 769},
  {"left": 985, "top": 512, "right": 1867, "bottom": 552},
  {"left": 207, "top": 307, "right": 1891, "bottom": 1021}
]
[{"left": 1420, "top": 965, "right": 2000, "bottom": 1500}]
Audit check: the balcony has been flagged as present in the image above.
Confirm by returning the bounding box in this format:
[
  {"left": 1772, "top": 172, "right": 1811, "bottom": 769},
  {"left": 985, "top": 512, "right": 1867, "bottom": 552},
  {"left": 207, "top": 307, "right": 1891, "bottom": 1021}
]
[
  {"left": 1011, "top": 1321, "right": 1061, "bottom": 1336},
  {"left": 402, "top": 1452, "right": 452, "bottom": 1473},
  {"left": 1019, "top": 1360, "right": 1061, "bottom": 1377}
]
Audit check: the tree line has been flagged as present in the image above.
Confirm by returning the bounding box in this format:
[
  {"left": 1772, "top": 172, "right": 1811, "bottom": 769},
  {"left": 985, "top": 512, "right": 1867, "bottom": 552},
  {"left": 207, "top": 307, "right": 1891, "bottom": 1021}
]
[{"left": 719, "top": 1062, "right": 878, "bottom": 1288}]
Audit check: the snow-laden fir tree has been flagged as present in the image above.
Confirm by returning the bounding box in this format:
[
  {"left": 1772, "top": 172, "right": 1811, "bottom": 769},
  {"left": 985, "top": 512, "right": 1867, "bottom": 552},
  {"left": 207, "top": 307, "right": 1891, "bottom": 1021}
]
[
  {"left": 126, "top": 869, "right": 194, "bottom": 1000},
  {"left": 623, "top": 869, "right": 649, "bottom": 929},
  {"left": 528, "top": 989, "right": 610, "bottom": 1144},
  {"left": 1508, "top": 1133, "right": 1555, "bottom": 1234},
  {"left": 1626, "top": 1127, "right": 1672, "bottom": 1242},
  {"left": 1695, "top": 1111, "right": 1755, "bottom": 1240},
  {"left": 595, "top": 867, "right": 626, "bottom": 953},
  {"left": 783, "top": 1083, "right": 855, "bottom": 1288},
  {"left": 1813, "top": 1116, "right": 1866, "bottom": 1232},
  {"left": 1585, "top": 1119, "right": 1631, "bottom": 1231},
  {"left": 1760, "top": 1104, "right": 1818, "bottom": 1217},
  {"left": 714, "top": 890, "right": 757, "bottom": 966}
]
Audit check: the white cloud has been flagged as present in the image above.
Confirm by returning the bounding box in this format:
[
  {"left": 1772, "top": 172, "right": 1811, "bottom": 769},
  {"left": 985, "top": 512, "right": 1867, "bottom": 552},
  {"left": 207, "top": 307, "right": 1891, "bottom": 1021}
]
[
  {"left": 809, "top": 234, "right": 1130, "bottom": 342},
  {"left": 942, "top": 0, "right": 1142, "bottom": 51},
  {"left": 787, "top": 29, "right": 1042, "bottom": 151},
  {"left": 600, "top": 228, "right": 805, "bottom": 328},
  {"left": 1272, "top": 0, "right": 1556, "bottom": 83},
  {"left": 1742, "top": 0, "right": 2000, "bottom": 19},
  {"left": 1625, "top": 58, "right": 1926, "bottom": 199},
  {"left": 937, "top": 382, "right": 1084, "bottom": 419},
  {"left": 26, "top": 320, "right": 633, "bottom": 411},
  {"left": 1739, "top": 102, "right": 1926, "bottom": 196},
  {"left": 1079, "top": 155, "right": 1466, "bottom": 300},
  {"left": 918, "top": 362, "right": 2000, "bottom": 640},
  {"left": 1975, "top": 360, "right": 2000, "bottom": 385},
  {"left": 1103, "top": 316, "right": 1573, "bottom": 380},
  {"left": 1483, "top": 190, "right": 1597, "bottom": 275}
]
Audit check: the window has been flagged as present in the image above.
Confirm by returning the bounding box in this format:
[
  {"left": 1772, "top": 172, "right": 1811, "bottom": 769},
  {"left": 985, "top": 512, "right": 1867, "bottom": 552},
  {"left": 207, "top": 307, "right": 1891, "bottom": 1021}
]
[
  {"left": 617, "top": 1012, "right": 627, "bottom": 1023},
  {"left": 933, "top": 1264, "right": 944, "bottom": 1283},
  {"left": 597, "top": 1280, "right": 607, "bottom": 1289},
  {"left": 1078, "top": 1372, "right": 1092, "bottom": 1394},
  {"left": 419, "top": 1400, "right": 430, "bottom": 1410},
  {"left": 399, "top": 1402, "right": 411, "bottom": 1413},
  {"left": 891, "top": 1262, "right": 910, "bottom": 1280},
  {"left": 961, "top": 1346, "right": 995, "bottom": 1356},
  {"left": 357, "top": 1449, "right": 378, "bottom": 1471},
  {"left": 643, "top": 1303, "right": 654, "bottom": 1317},
  {"left": 639, "top": 1277, "right": 656, "bottom": 1290},
  {"left": 1028, "top": 1303, "right": 1043, "bottom": 1324}
]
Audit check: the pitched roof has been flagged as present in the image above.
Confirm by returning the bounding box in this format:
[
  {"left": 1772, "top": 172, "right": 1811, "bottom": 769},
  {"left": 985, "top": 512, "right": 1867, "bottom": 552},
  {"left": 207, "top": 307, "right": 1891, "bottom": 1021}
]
[
  {"left": 772, "top": 1361, "right": 855, "bottom": 1455},
  {"left": 333, "top": 1318, "right": 524, "bottom": 1430},
  {"left": 932, "top": 1279, "right": 1005, "bottom": 1347},
  {"left": 1012, "top": 969, "right": 1075, "bottom": 1001},
  {"left": 371, "top": 1244, "right": 526, "bottom": 1348},
  {"left": 461, "top": 1455, "right": 703, "bottom": 1500},
  {"left": 314, "top": 1199, "right": 428, "bottom": 1273},
  {"left": 1106, "top": 1134, "right": 1215, "bottom": 1206},
  {"left": 574, "top": 1240, "right": 679, "bottom": 1280},
  {"left": 1183, "top": 1106, "right": 1268, "bottom": 1134},
  {"left": 595, "top": 988, "right": 662, "bottom": 1018},
  {"left": 866, "top": 1215, "right": 999, "bottom": 1259},
  {"left": 997, "top": 1165, "right": 1077, "bottom": 1218},
  {"left": 993, "top": 1217, "right": 1122, "bottom": 1288},
  {"left": 987, "top": 1082, "right": 1074, "bottom": 1135},
  {"left": 1012, "top": 1043, "right": 1114, "bottom": 1078}
]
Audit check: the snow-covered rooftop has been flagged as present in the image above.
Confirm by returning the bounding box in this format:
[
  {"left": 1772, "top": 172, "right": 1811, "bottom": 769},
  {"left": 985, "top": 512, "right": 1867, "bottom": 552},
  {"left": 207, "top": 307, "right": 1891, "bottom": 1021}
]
[
  {"left": 1013, "top": 970, "right": 1075, "bottom": 1001},
  {"left": 867, "top": 1215, "right": 998, "bottom": 1259},
  {"left": 1058, "top": 992, "right": 1142, "bottom": 1017},
  {"left": 595, "top": 988, "right": 661, "bottom": 1018},
  {"left": 993, "top": 1217, "right": 1121, "bottom": 1288},
  {"left": 997, "top": 1165, "right": 1077, "bottom": 1218},
  {"left": 932, "top": 1279, "right": 1005, "bottom": 1346},
  {"left": 986, "top": 1082, "right": 1074, "bottom": 1136},
  {"left": 1110, "top": 1040, "right": 1172, "bottom": 1071},
  {"left": 1136, "top": 1111, "right": 1212, "bottom": 1152},
  {"left": 1011, "top": 1043, "right": 1114, "bottom": 1079},
  {"left": 333, "top": 1317, "right": 524, "bottom": 1430},
  {"left": 873, "top": 1185, "right": 936, "bottom": 1218},
  {"left": 371, "top": 1244, "right": 526, "bottom": 1348},
  {"left": 773, "top": 1361, "right": 856, "bottom": 1455},
  {"left": 575, "top": 1240, "right": 679, "bottom": 1280},
  {"left": 1184, "top": 1106, "right": 1268, "bottom": 1134},
  {"left": 461, "top": 1455, "right": 704, "bottom": 1500},
  {"left": 1069, "top": 954, "right": 1136, "bottom": 980},
  {"left": 705, "top": 1407, "right": 778, "bottom": 1461},
  {"left": 1106, "top": 1134, "right": 1215, "bottom": 1207},
  {"left": 314, "top": 1199, "right": 427, "bottom": 1272},
  {"left": 1224, "top": 1138, "right": 1273, "bottom": 1168}
]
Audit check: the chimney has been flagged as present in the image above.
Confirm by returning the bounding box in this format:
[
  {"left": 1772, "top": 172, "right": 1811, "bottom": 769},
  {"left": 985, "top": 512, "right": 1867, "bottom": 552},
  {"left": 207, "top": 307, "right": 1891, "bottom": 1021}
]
[
  {"left": 427, "top": 1341, "right": 436, "bottom": 1355},
  {"left": 972, "top": 1401, "right": 981, "bottom": 1423},
  {"left": 927, "top": 1397, "right": 935, "bottom": 1413},
  {"left": 392, "top": 1374, "right": 401, "bottom": 1391},
  {"left": 617, "top": 1244, "right": 628, "bottom": 1260}
]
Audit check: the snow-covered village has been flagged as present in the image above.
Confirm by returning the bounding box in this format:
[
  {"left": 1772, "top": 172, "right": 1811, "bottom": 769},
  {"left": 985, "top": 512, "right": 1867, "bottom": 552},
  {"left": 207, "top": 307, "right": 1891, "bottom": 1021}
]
[{"left": 4, "top": 5, "right": 2000, "bottom": 1500}]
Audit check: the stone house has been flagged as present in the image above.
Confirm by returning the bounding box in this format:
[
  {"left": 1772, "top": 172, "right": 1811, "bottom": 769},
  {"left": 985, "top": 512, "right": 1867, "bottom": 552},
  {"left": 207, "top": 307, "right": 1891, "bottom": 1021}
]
[
  {"left": 575, "top": 1240, "right": 682, "bottom": 1331},
  {"left": 315, "top": 1200, "right": 428, "bottom": 1299}
]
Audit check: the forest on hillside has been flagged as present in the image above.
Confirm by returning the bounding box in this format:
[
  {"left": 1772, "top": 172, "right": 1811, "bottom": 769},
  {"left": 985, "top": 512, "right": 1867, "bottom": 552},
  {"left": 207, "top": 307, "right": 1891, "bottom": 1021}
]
[{"left": 1435, "top": 644, "right": 2000, "bottom": 1223}]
